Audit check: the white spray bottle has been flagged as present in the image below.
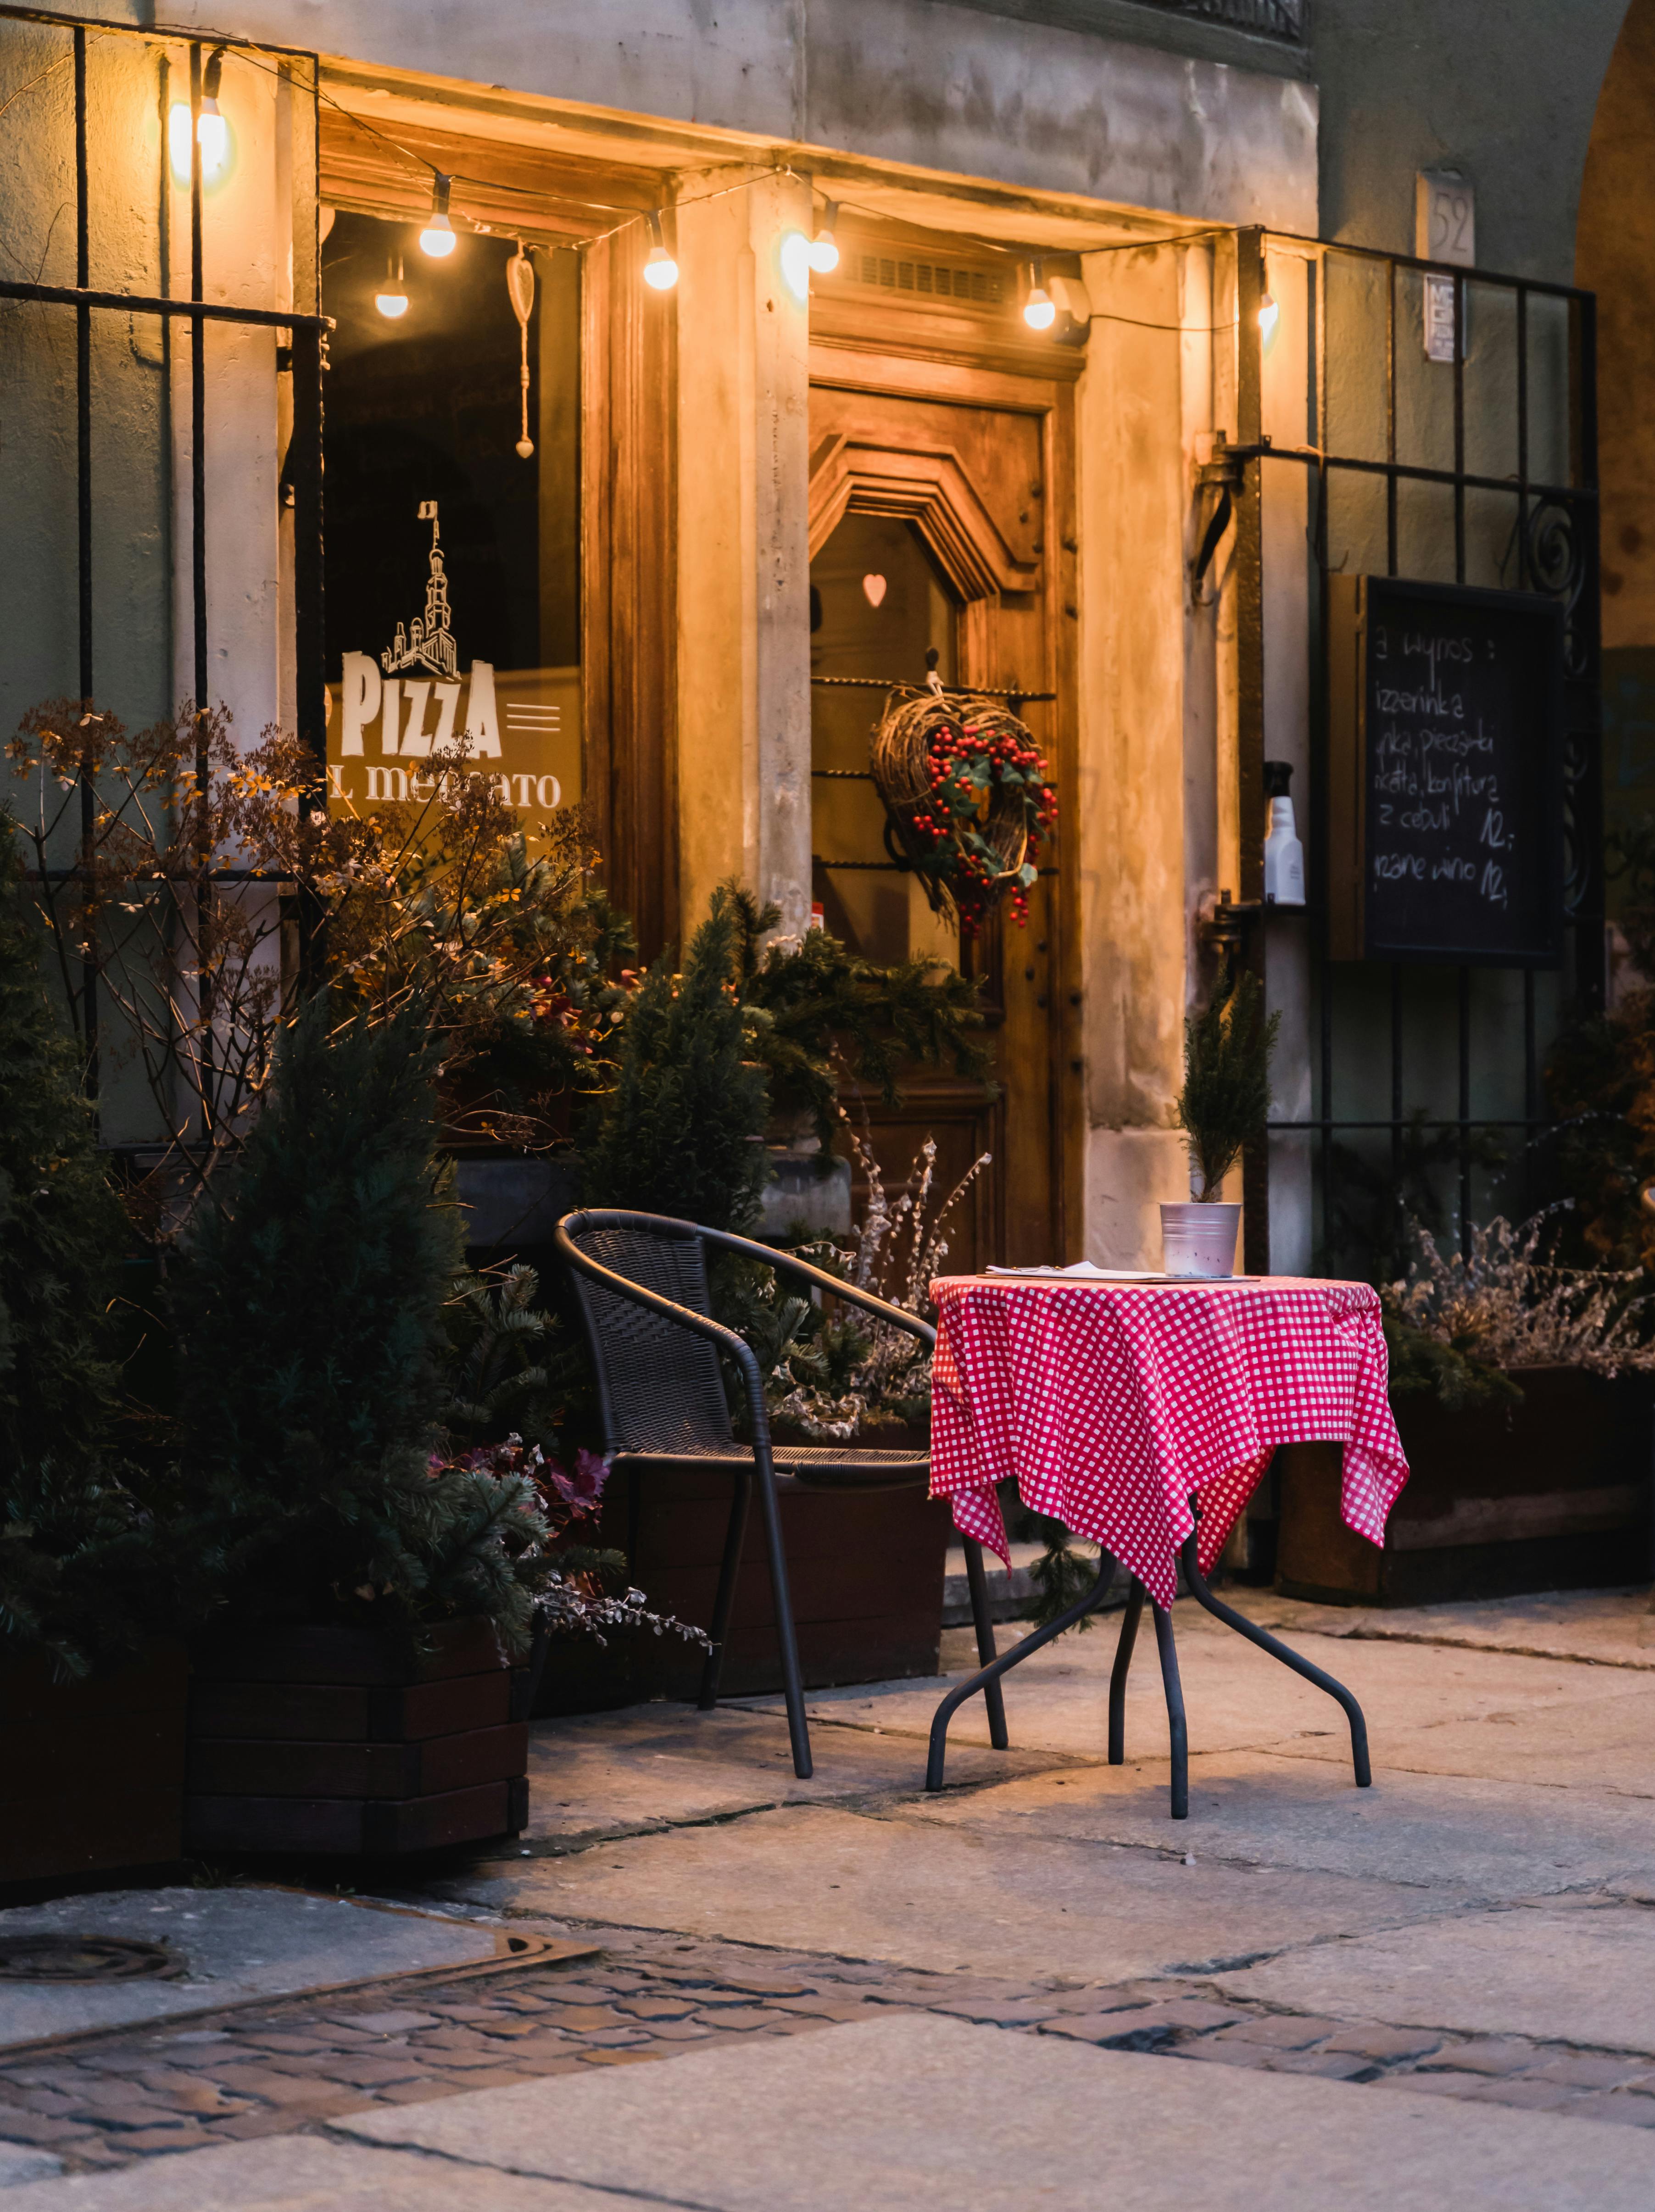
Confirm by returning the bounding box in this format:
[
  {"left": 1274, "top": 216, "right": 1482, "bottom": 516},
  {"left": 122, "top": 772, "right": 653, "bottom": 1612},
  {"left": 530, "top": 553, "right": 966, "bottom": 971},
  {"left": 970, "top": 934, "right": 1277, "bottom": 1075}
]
[{"left": 1263, "top": 759, "right": 1305, "bottom": 907}]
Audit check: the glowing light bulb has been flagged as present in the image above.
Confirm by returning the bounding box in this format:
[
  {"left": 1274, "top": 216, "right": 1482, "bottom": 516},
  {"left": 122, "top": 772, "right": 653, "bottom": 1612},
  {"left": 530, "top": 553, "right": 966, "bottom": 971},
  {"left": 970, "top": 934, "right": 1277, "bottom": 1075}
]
[
  {"left": 643, "top": 211, "right": 677, "bottom": 290},
  {"left": 642, "top": 210, "right": 678, "bottom": 290},
  {"left": 420, "top": 171, "right": 456, "bottom": 257},
  {"left": 169, "top": 95, "right": 230, "bottom": 186},
  {"left": 1022, "top": 259, "right": 1056, "bottom": 331},
  {"left": 1258, "top": 291, "right": 1280, "bottom": 347},
  {"left": 196, "top": 102, "right": 227, "bottom": 171},
  {"left": 375, "top": 256, "right": 409, "bottom": 318},
  {"left": 194, "top": 46, "right": 228, "bottom": 180},
  {"left": 808, "top": 201, "right": 840, "bottom": 275},
  {"left": 779, "top": 228, "right": 812, "bottom": 304}
]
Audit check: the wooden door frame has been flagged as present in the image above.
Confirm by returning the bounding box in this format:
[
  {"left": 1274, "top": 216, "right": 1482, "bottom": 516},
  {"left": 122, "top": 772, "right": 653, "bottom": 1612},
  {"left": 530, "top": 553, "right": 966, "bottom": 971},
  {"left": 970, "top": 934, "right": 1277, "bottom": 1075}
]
[
  {"left": 318, "top": 108, "right": 678, "bottom": 963},
  {"left": 582, "top": 227, "right": 678, "bottom": 962},
  {"left": 807, "top": 338, "right": 1085, "bottom": 1260}
]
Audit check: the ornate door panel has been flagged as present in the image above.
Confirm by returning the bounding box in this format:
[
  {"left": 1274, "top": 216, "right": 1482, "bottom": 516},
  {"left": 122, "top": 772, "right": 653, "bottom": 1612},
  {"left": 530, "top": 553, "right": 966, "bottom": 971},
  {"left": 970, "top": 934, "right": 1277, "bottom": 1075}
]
[{"left": 807, "top": 381, "right": 1073, "bottom": 1269}]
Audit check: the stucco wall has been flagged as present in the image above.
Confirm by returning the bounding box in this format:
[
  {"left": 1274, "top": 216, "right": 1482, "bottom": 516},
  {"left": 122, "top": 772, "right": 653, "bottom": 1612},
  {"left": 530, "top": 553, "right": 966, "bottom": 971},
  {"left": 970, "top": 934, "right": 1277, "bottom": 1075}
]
[
  {"left": 99, "top": 0, "right": 1320, "bottom": 234},
  {"left": 1579, "top": 0, "right": 1655, "bottom": 652},
  {"left": 1312, "top": 0, "right": 1631, "bottom": 280}
]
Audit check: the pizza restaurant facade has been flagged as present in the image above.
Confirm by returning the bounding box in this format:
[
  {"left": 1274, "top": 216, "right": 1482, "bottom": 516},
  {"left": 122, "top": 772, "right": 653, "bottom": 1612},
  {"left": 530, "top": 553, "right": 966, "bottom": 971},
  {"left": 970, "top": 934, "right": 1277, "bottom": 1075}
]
[{"left": 0, "top": 2, "right": 1602, "bottom": 1282}]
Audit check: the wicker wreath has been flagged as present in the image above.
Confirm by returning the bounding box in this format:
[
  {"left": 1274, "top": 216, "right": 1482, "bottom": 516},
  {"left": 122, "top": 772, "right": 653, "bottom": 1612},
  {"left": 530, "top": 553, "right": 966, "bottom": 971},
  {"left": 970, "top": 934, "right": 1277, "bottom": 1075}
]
[{"left": 869, "top": 686, "right": 1057, "bottom": 935}]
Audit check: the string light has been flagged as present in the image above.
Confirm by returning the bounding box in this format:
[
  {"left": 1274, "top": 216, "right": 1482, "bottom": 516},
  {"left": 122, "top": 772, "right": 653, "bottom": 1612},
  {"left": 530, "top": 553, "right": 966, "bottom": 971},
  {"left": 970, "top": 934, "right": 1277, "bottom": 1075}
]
[
  {"left": 1022, "top": 259, "right": 1056, "bottom": 331},
  {"left": 419, "top": 171, "right": 456, "bottom": 257},
  {"left": 779, "top": 228, "right": 812, "bottom": 303},
  {"left": 168, "top": 47, "right": 230, "bottom": 187},
  {"left": 196, "top": 47, "right": 228, "bottom": 171},
  {"left": 374, "top": 254, "right": 408, "bottom": 318},
  {"left": 642, "top": 210, "right": 679, "bottom": 291},
  {"left": 808, "top": 201, "right": 840, "bottom": 274}
]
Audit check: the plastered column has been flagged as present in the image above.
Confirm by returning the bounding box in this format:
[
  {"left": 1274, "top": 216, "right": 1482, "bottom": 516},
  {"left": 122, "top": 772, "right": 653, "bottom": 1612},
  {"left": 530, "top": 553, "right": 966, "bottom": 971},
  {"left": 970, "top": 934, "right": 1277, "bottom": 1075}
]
[
  {"left": 675, "top": 171, "right": 813, "bottom": 944},
  {"left": 1075, "top": 241, "right": 1207, "bottom": 1266},
  {"left": 168, "top": 39, "right": 287, "bottom": 741}
]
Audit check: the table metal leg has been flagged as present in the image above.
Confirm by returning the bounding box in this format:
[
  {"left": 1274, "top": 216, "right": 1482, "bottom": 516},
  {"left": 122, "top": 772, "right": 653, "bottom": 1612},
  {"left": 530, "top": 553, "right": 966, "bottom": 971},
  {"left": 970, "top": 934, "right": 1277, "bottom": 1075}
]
[
  {"left": 925, "top": 1553, "right": 1114, "bottom": 1792},
  {"left": 1107, "top": 1581, "right": 1145, "bottom": 1765},
  {"left": 961, "top": 1536, "right": 1010, "bottom": 1751},
  {"left": 1179, "top": 1521, "right": 1371, "bottom": 1789},
  {"left": 1150, "top": 1600, "right": 1189, "bottom": 1820}
]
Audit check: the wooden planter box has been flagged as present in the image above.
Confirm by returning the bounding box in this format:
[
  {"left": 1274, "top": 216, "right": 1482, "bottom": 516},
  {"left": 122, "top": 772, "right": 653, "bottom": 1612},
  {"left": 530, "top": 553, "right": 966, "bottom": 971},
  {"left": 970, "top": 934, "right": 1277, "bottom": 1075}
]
[
  {"left": 0, "top": 1643, "right": 188, "bottom": 1887},
  {"left": 537, "top": 1439, "right": 950, "bottom": 1716},
  {"left": 186, "top": 1617, "right": 535, "bottom": 1856},
  {"left": 1276, "top": 1366, "right": 1655, "bottom": 1605}
]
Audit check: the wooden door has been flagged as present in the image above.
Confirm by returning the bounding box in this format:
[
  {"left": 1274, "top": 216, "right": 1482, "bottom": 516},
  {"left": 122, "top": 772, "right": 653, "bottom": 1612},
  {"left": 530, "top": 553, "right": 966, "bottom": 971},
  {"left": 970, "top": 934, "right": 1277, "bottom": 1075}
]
[{"left": 807, "top": 382, "right": 1074, "bottom": 1269}]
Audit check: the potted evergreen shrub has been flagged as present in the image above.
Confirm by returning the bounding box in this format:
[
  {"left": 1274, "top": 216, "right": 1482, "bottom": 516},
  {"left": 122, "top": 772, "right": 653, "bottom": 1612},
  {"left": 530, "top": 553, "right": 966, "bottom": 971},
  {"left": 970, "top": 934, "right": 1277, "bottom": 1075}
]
[
  {"left": 0, "top": 826, "right": 192, "bottom": 1884},
  {"left": 174, "top": 997, "right": 685, "bottom": 1855},
  {"left": 1165, "top": 969, "right": 1279, "bottom": 1277},
  {"left": 548, "top": 890, "right": 980, "bottom": 1711}
]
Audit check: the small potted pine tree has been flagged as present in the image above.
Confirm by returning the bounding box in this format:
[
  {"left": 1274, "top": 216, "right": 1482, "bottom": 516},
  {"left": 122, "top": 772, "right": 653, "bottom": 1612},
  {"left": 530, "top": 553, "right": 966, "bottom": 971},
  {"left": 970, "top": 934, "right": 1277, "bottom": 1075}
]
[
  {"left": 1164, "top": 969, "right": 1279, "bottom": 1278},
  {"left": 174, "top": 997, "right": 683, "bottom": 1855}
]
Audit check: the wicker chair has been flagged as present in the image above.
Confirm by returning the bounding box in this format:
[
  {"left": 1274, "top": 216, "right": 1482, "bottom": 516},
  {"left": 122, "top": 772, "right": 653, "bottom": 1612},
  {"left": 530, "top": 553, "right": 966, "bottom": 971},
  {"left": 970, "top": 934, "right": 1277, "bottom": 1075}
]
[{"left": 553, "top": 1209, "right": 1009, "bottom": 1779}]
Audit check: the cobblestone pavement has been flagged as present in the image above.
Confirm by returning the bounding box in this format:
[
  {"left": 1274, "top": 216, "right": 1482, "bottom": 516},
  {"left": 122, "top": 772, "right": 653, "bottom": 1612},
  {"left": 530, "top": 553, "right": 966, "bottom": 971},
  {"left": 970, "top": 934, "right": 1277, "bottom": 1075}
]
[{"left": 7, "top": 1919, "right": 1655, "bottom": 2175}]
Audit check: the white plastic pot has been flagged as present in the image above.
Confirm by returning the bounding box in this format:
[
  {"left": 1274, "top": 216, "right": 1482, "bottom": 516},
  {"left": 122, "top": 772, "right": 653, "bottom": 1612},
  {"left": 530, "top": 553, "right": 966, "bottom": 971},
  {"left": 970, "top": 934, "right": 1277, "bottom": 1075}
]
[{"left": 1160, "top": 1201, "right": 1241, "bottom": 1280}]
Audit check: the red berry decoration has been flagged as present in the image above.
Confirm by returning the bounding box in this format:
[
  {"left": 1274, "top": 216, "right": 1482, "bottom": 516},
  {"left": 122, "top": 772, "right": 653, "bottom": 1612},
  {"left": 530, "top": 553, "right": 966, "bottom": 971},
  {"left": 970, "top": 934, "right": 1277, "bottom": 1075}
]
[{"left": 869, "top": 685, "right": 1058, "bottom": 936}]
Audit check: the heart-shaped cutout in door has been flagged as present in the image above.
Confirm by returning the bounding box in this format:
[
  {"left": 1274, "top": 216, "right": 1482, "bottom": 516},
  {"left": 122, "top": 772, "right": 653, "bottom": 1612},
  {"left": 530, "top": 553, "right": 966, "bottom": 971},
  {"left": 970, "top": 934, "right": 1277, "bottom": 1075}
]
[{"left": 862, "top": 574, "right": 888, "bottom": 608}]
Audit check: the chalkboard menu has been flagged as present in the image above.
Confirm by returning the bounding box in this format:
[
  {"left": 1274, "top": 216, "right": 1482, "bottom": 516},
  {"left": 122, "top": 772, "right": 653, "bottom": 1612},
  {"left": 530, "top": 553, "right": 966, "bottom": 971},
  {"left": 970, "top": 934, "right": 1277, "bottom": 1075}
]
[{"left": 1327, "top": 575, "right": 1565, "bottom": 965}]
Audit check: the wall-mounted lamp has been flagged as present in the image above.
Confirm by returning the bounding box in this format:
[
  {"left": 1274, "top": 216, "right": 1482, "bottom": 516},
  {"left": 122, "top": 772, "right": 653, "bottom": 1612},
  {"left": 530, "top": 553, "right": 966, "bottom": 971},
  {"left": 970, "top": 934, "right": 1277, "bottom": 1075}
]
[
  {"left": 196, "top": 47, "right": 228, "bottom": 171},
  {"left": 419, "top": 173, "right": 456, "bottom": 258},
  {"left": 168, "top": 46, "right": 231, "bottom": 187},
  {"left": 374, "top": 255, "right": 409, "bottom": 319},
  {"left": 808, "top": 201, "right": 840, "bottom": 275},
  {"left": 643, "top": 210, "right": 679, "bottom": 291},
  {"left": 1022, "top": 259, "right": 1056, "bottom": 332}
]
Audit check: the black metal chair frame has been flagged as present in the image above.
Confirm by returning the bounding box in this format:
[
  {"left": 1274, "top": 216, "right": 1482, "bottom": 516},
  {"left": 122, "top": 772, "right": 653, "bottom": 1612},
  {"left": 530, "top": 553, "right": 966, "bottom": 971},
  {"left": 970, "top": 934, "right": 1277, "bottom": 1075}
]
[
  {"left": 554, "top": 1208, "right": 1009, "bottom": 1781},
  {"left": 927, "top": 1499, "right": 1371, "bottom": 1818}
]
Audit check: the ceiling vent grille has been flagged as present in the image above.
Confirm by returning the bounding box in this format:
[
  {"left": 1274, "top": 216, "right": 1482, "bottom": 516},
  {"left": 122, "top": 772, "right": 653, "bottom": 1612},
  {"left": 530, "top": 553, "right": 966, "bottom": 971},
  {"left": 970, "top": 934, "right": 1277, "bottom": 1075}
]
[{"left": 854, "top": 253, "right": 1008, "bottom": 307}]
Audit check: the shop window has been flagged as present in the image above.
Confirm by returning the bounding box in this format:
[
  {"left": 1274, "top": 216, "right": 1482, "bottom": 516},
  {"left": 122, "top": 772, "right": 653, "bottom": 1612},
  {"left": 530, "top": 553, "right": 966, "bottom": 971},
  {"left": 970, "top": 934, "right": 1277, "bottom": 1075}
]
[
  {"left": 810, "top": 513, "right": 959, "bottom": 967},
  {"left": 321, "top": 211, "right": 579, "bottom": 827}
]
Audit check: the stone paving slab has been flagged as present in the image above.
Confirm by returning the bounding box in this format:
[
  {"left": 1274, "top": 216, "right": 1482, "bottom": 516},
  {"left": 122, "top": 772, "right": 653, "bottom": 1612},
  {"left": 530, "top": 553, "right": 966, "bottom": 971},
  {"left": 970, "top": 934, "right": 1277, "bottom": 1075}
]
[
  {"left": 738, "top": 1606, "right": 1655, "bottom": 1777},
  {"left": 522, "top": 1699, "right": 1053, "bottom": 1850},
  {"left": 0, "top": 1892, "right": 506, "bottom": 2049},
  {"left": 339, "top": 2009, "right": 1655, "bottom": 2210},
  {"left": 1213, "top": 1901, "right": 1655, "bottom": 2053},
  {"left": 9, "top": 2137, "right": 614, "bottom": 2207},
  {"left": 0, "top": 2142, "right": 61, "bottom": 2188},
  {"left": 10, "top": 1918, "right": 1655, "bottom": 2176},
  {"left": 1241, "top": 1587, "right": 1655, "bottom": 1672},
  {"left": 446, "top": 1801, "right": 1460, "bottom": 1981},
  {"left": 907, "top": 1750, "right": 1655, "bottom": 1897}
]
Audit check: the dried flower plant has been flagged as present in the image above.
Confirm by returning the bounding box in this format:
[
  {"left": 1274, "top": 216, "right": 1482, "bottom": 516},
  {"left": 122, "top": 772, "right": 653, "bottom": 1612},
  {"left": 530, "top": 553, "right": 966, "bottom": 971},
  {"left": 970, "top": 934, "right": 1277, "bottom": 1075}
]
[
  {"left": 7, "top": 702, "right": 625, "bottom": 1221},
  {"left": 1384, "top": 1212, "right": 1655, "bottom": 1376},
  {"left": 765, "top": 1114, "right": 990, "bottom": 1441}
]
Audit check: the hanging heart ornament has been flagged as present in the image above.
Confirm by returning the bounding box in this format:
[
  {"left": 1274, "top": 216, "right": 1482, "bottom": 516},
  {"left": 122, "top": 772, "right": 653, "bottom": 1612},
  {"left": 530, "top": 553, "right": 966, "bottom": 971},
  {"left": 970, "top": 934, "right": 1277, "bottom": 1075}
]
[
  {"left": 508, "top": 244, "right": 535, "bottom": 459},
  {"left": 862, "top": 574, "right": 888, "bottom": 608}
]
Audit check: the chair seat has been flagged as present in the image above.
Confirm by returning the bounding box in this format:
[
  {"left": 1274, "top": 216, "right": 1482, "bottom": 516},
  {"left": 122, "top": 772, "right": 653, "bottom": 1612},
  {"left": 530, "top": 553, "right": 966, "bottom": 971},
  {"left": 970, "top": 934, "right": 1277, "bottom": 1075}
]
[{"left": 613, "top": 1442, "right": 929, "bottom": 1491}]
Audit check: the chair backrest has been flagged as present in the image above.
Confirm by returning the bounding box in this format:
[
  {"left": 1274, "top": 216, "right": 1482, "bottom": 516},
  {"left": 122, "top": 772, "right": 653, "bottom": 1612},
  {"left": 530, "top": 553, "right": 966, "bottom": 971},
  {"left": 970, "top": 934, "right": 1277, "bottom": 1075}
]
[{"left": 561, "top": 1219, "right": 736, "bottom": 1457}]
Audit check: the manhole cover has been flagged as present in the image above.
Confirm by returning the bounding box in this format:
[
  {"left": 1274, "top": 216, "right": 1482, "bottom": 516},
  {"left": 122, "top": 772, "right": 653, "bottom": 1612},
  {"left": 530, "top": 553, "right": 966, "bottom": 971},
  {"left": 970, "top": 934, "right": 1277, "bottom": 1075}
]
[{"left": 0, "top": 1936, "right": 183, "bottom": 1983}]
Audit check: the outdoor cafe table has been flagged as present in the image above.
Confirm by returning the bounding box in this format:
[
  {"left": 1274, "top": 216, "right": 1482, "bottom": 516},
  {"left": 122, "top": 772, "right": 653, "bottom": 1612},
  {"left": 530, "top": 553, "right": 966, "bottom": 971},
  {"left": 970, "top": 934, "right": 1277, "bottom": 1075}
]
[{"left": 924, "top": 1271, "right": 1412, "bottom": 1816}]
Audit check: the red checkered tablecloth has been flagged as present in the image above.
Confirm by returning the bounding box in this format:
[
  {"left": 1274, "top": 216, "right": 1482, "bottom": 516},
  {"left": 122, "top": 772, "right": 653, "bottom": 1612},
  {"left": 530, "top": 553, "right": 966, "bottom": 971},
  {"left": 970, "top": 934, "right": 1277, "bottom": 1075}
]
[{"left": 928, "top": 1275, "right": 1409, "bottom": 1608}]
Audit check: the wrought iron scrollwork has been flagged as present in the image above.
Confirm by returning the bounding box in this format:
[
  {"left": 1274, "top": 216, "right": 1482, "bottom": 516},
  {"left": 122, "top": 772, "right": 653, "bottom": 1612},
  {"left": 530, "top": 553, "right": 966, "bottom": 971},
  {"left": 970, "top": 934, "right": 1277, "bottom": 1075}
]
[
  {"left": 1519, "top": 496, "right": 1597, "bottom": 921},
  {"left": 1521, "top": 498, "right": 1588, "bottom": 676}
]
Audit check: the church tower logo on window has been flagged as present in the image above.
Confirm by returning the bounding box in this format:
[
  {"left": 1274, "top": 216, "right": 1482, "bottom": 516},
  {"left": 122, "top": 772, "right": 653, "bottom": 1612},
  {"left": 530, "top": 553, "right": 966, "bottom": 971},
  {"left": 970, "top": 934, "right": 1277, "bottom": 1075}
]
[
  {"left": 335, "top": 501, "right": 506, "bottom": 789},
  {"left": 329, "top": 501, "right": 578, "bottom": 819}
]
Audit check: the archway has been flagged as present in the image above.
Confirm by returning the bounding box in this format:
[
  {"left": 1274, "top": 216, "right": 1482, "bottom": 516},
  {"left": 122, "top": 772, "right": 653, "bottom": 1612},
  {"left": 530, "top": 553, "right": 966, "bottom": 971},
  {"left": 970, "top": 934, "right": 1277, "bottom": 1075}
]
[{"left": 1578, "top": 0, "right": 1655, "bottom": 905}]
